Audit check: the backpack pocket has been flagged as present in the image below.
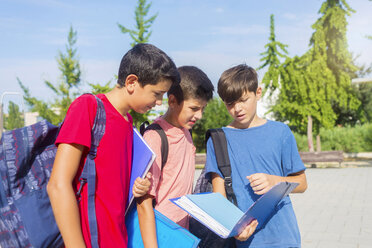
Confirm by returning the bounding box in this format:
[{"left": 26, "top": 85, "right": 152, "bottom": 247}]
[{"left": 15, "top": 187, "right": 64, "bottom": 248}]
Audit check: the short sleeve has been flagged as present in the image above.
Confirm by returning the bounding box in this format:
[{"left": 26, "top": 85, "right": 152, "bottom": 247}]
[
  {"left": 204, "top": 137, "right": 223, "bottom": 181},
  {"left": 281, "top": 127, "right": 306, "bottom": 176},
  {"left": 143, "top": 129, "right": 163, "bottom": 198},
  {"left": 55, "top": 94, "right": 97, "bottom": 149}
]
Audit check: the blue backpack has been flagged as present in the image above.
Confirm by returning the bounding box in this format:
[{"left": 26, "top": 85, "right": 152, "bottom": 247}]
[{"left": 0, "top": 95, "right": 105, "bottom": 248}]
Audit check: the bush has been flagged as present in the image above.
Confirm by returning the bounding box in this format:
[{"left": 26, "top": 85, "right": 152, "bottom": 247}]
[
  {"left": 294, "top": 123, "right": 372, "bottom": 152},
  {"left": 293, "top": 132, "right": 308, "bottom": 152}
]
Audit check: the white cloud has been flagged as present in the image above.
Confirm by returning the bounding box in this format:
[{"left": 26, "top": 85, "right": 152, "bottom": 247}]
[{"left": 215, "top": 7, "right": 224, "bottom": 13}]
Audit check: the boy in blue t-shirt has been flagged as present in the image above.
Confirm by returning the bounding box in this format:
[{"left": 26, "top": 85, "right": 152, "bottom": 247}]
[{"left": 205, "top": 64, "right": 307, "bottom": 248}]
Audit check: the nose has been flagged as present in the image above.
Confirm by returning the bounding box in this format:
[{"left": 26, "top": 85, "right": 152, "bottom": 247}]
[
  {"left": 195, "top": 109, "right": 203, "bottom": 120},
  {"left": 234, "top": 102, "right": 241, "bottom": 112},
  {"left": 155, "top": 98, "right": 163, "bottom": 106}
]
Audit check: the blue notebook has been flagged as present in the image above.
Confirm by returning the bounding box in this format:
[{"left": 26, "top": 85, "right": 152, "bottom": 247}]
[
  {"left": 125, "top": 128, "right": 156, "bottom": 215},
  {"left": 126, "top": 207, "right": 200, "bottom": 248},
  {"left": 125, "top": 127, "right": 200, "bottom": 247},
  {"left": 171, "top": 182, "right": 298, "bottom": 238}
]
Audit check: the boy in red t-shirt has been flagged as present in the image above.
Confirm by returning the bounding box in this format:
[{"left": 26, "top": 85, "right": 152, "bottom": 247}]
[{"left": 47, "top": 43, "right": 180, "bottom": 248}]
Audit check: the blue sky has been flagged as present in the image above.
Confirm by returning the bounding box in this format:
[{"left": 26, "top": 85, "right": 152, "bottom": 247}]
[{"left": 1, "top": 0, "right": 371, "bottom": 115}]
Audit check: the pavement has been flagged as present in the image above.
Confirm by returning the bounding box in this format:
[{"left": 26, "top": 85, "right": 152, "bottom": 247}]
[{"left": 194, "top": 161, "right": 372, "bottom": 248}]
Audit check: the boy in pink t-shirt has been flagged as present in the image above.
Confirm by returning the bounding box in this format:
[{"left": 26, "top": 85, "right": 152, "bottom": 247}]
[
  {"left": 47, "top": 43, "right": 180, "bottom": 248},
  {"left": 137, "top": 66, "right": 214, "bottom": 248}
]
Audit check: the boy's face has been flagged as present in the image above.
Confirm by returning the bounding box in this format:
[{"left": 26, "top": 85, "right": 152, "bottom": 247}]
[
  {"left": 224, "top": 88, "right": 261, "bottom": 126},
  {"left": 170, "top": 96, "right": 208, "bottom": 130},
  {"left": 131, "top": 79, "right": 172, "bottom": 114}
]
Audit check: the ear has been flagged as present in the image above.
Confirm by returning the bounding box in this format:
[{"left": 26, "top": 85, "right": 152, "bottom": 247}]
[
  {"left": 125, "top": 74, "right": 139, "bottom": 94},
  {"left": 168, "top": 94, "right": 178, "bottom": 107},
  {"left": 256, "top": 86, "right": 262, "bottom": 101}
]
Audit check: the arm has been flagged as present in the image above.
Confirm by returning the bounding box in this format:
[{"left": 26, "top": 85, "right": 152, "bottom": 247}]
[
  {"left": 136, "top": 195, "right": 158, "bottom": 248},
  {"left": 247, "top": 170, "right": 307, "bottom": 195},
  {"left": 211, "top": 173, "right": 258, "bottom": 242},
  {"left": 47, "top": 143, "right": 86, "bottom": 248}
]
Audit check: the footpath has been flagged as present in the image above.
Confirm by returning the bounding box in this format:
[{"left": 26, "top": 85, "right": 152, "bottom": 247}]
[{"left": 194, "top": 160, "right": 372, "bottom": 248}]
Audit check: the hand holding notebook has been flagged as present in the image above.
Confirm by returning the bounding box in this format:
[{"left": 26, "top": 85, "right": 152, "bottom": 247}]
[{"left": 171, "top": 181, "right": 298, "bottom": 238}]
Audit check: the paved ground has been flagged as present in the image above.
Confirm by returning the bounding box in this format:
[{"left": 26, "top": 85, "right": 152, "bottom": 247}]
[{"left": 194, "top": 162, "right": 372, "bottom": 248}]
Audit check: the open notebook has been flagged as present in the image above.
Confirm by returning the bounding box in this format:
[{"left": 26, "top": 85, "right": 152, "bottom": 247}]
[{"left": 171, "top": 181, "right": 298, "bottom": 238}]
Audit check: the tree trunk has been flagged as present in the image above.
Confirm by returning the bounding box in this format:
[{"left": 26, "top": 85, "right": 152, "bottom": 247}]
[
  {"left": 307, "top": 115, "right": 314, "bottom": 152},
  {"left": 316, "top": 134, "right": 321, "bottom": 152}
]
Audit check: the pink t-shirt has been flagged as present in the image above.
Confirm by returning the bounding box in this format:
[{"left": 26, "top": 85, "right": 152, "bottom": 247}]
[
  {"left": 143, "top": 117, "right": 196, "bottom": 228},
  {"left": 56, "top": 94, "right": 133, "bottom": 248}
]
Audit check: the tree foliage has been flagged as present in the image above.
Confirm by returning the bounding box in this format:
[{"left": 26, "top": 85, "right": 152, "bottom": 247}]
[
  {"left": 18, "top": 26, "right": 82, "bottom": 125},
  {"left": 4, "top": 101, "right": 24, "bottom": 130},
  {"left": 269, "top": 0, "right": 360, "bottom": 134},
  {"left": 258, "top": 14, "right": 288, "bottom": 97},
  {"left": 310, "top": 0, "right": 360, "bottom": 126},
  {"left": 192, "top": 98, "right": 233, "bottom": 152},
  {"left": 117, "top": 0, "right": 158, "bottom": 47}
]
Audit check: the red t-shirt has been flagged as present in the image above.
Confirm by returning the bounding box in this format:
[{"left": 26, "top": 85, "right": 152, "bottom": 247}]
[{"left": 56, "top": 94, "right": 132, "bottom": 248}]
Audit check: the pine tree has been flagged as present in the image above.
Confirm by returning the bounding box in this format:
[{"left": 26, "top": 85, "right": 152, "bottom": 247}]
[
  {"left": 117, "top": 0, "right": 158, "bottom": 128},
  {"left": 117, "top": 0, "right": 158, "bottom": 47},
  {"left": 258, "top": 14, "right": 288, "bottom": 97},
  {"left": 4, "top": 101, "right": 24, "bottom": 130},
  {"left": 18, "top": 26, "right": 82, "bottom": 125},
  {"left": 310, "top": 0, "right": 360, "bottom": 125}
]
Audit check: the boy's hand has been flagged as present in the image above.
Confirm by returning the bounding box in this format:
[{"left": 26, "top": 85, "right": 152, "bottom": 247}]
[
  {"left": 247, "top": 173, "right": 281, "bottom": 195},
  {"left": 133, "top": 172, "right": 152, "bottom": 198},
  {"left": 234, "top": 220, "right": 258, "bottom": 241}
]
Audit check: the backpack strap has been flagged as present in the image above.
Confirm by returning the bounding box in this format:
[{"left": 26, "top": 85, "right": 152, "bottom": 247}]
[
  {"left": 206, "top": 128, "right": 238, "bottom": 206},
  {"left": 140, "top": 121, "right": 168, "bottom": 170},
  {"left": 77, "top": 95, "right": 106, "bottom": 248}
]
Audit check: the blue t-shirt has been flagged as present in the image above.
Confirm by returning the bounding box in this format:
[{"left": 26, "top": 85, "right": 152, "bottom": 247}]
[{"left": 204, "top": 120, "right": 305, "bottom": 248}]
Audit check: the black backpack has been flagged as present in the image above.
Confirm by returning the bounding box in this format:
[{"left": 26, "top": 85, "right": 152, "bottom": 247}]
[
  {"left": 190, "top": 128, "right": 237, "bottom": 248},
  {"left": 140, "top": 121, "right": 169, "bottom": 170}
]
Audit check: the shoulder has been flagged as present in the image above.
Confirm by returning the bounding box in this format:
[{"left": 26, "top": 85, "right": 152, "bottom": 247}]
[{"left": 70, "top": 93, "right": 98, "bottom": 110}]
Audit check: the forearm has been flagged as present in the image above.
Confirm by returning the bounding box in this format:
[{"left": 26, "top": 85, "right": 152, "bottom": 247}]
[
  {"left": 48, "top": 182, "right": 86, "bottom": 248},
  {"left": 275, "top": 171, "right": 307, "bottom": 193},
  {"left": 211, "top": 173, "right": 226, "bottom": 198},
  {"left": 47, "top": 143, "right": 86, "bottom": 248},
  {"left": 137, "top": 195, "right": 158, "bottom": 248}
]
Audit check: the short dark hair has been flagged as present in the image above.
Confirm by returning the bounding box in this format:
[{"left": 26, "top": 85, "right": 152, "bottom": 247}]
[
  {"left": 168, "top": 66, "right": 214, "bottom": 104},
  {"left": 217, "top": 64, "right": 258, "bottom": 104},
  {"left": 117, "top": 43, "right": 180, "bottom": 87}
]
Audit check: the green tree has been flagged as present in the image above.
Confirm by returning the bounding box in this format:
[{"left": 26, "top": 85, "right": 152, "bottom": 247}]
[
  {"left": 118, "top": 0, "right": 158, "bottom": 128},
  {"left": 18, "top": 26, "right": 82, "bottom": 125},
  {"left": 257, "top": 14, "right": 288, "bottom": 97},
  {"left": 192, "top": 98, "right": 233, "bottom": 152},
  {"left": 118, "top": 0, "right": 158, "bottom": 47},
  {"left": 89, "top": 80, "right": 113, "bottom": 95},
  {"left": 270, "top": 0, "right": 360, "bottom": 151},
  {"left": 4, "top": 101, "right": 24, "bottom": 130},
  {"left": 311, "top": 0, "right": 360, "bottom": 126}
]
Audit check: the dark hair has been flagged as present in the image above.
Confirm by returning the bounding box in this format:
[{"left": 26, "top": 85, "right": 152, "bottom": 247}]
[
  {"left": 167, "top": 66, "right": 214, "bottom": 104},
  {"left": 117, "top": 43, "right": 180, "bottom": 87},
  {"left": 217, "top": 64, "right": 258, "bottom": 104}
]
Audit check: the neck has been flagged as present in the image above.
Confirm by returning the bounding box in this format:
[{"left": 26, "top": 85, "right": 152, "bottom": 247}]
[
  {"left": 162, "top": 110, "right": 182, "bottom": 129},
  {"left": 105, "top": 86, "right": 130, "bottom": 118},
  {"left": 229, "top": 114, "right": 265, "bottom": 129}
]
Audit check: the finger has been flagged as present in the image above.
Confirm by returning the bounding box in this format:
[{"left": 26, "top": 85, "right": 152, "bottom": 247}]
[
  {"left": 251, "top": 183, "right": 266, "bottom": 193},
  {"left": 254, "top": 187, "right": 270, "bottom": 195},
  {"left": 247, "top": 220, "right": 258, "bottom": 236},
  {"left": 146, "top": 172, "right": 152, "bottom": 179}
]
